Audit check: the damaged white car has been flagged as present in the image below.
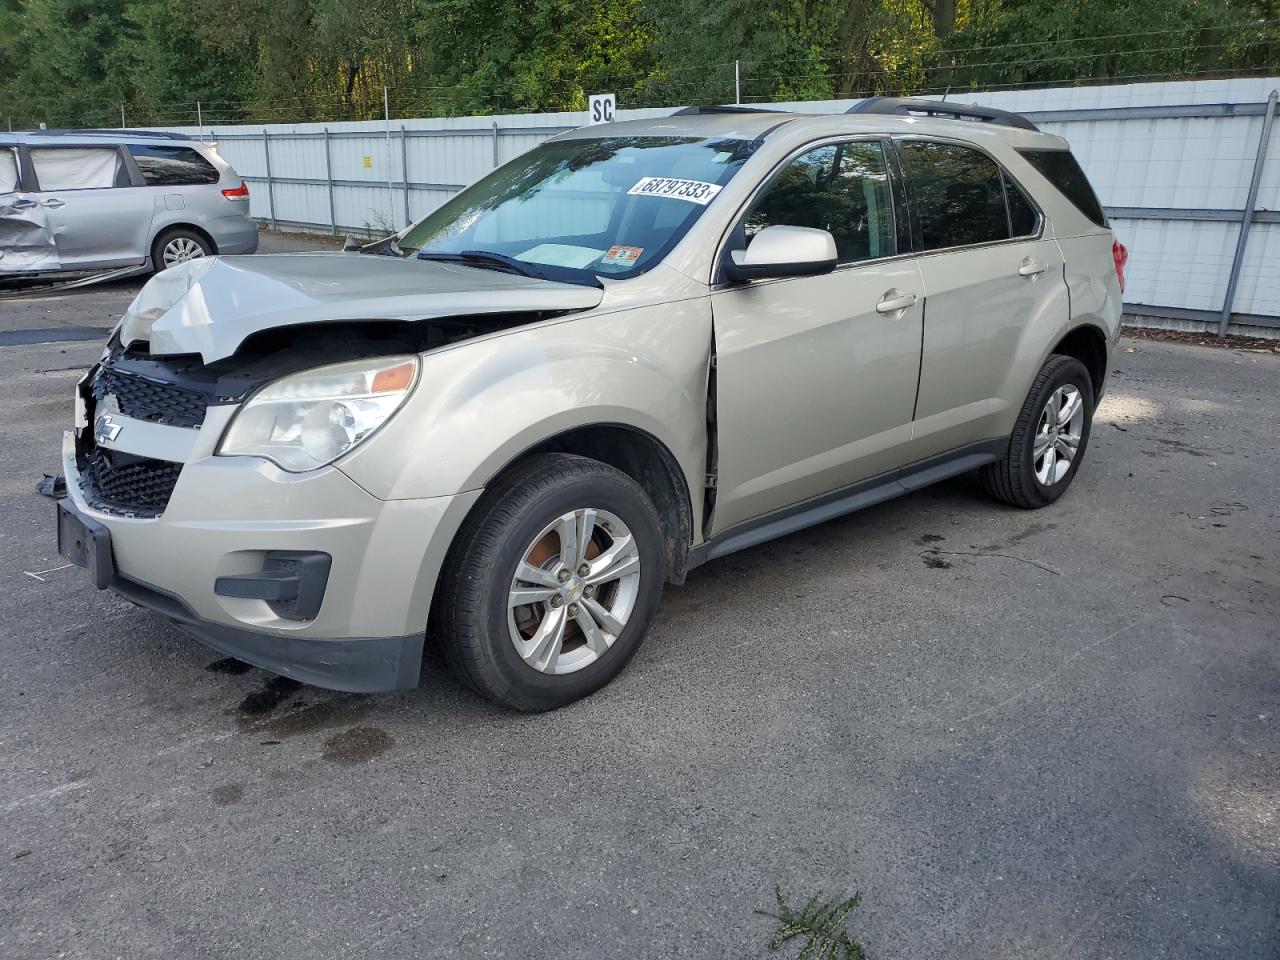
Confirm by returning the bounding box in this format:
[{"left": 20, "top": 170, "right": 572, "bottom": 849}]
[{"left": 55, "top": 101, "right": 1124, "bottom": 710}]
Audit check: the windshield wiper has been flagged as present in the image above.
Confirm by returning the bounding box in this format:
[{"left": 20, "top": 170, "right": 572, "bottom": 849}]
[
  {"left": 415, "top": 249, "right": 541, "bottom": 278},
  {"left": 414, "top": 249, "right": 602, "bottom": 288}
]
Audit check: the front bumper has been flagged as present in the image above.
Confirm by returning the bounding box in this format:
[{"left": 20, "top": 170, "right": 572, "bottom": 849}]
[{"left": 59, "top": 430, "right": 481, "bottom": 691}]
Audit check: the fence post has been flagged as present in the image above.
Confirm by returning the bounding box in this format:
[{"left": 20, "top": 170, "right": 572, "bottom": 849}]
[
  {"left": 262, "top": 128, "right": 276, "bottom": 230},
  {"left": 401, "top": 124, "right": 410, "bottom": 227},
  {"left": 492, "top": 120, "right": 500, "bottom": 169},
  {"left": 323, "top": 127, "right": 336, "bottom": 236},
  {"left": 1219, "top": 88, "right": 1278, "bottom": 335}
]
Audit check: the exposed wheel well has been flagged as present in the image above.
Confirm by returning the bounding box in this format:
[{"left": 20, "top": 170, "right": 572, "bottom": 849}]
[
  {"left": 490, "top": 425, "right": 694, "bottom": 584},
  {"left": 1052, "top": 325, "right": 1107, "bottom": 399},
  {"left": 152, "top": 223, "right": 219, "bottom": 259}
]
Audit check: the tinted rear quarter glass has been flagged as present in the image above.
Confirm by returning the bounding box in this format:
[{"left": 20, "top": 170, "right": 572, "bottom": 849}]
[
  {"left": 1004, "top": 174, "right": 1039, "bottom": 236},
  {"left": 899, "top": 140, "right": 1009, "bottom": 250},
  {"left": 129, "top": 145, "right": 219, "bottom": 186},
  {"left": 1017, "top": 148, "right": 1107, "bottom": 227}
]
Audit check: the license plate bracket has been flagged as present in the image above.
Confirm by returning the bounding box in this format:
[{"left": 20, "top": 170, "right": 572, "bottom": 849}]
[{"left": 56, "top": 500, "right": 115, "bottom": 590}]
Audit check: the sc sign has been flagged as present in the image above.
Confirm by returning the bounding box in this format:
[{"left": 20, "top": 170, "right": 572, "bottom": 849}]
[{"left": 588, "top": 93, "right": 616, "bottom": 125}]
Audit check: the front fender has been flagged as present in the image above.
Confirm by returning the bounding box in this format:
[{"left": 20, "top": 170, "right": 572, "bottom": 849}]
[{"left": 337, "top": 297, "right": 714, "bottom": 506}]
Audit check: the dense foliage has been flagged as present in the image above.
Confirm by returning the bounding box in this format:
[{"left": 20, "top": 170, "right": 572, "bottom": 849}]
[{"left": 0, "top": 0, "right": 1275, "bottom": 128}]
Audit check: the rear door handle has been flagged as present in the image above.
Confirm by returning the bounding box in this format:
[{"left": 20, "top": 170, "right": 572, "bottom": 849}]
[
  {"left": 875, "top": 289, "right": 918, "bottom": 314},
  {"left": 42, "top": 198, "right": 65, "bottom": 208},
  {"left": 1018, "top": 257, "right": 1046, "bottom": 278}
]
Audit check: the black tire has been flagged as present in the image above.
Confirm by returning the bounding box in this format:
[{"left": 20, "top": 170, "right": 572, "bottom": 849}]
[
  {"left": 436, "top": 453, "right": 666, "bottom": 711},
  {"left": 981, "top": 354, "right": 1094, "bottom": 509},
  {"left": 151, "top": 227, "right": 212, "bottom": 273}
]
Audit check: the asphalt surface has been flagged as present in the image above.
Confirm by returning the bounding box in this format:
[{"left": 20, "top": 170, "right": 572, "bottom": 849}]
[{"left": 1, "top": 244, "right": 1277, "bottom": 959}]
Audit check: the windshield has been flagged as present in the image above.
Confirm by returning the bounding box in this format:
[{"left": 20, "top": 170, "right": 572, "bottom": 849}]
[{"left": 398, "top": 135, "right": 757, "bottom": 281}]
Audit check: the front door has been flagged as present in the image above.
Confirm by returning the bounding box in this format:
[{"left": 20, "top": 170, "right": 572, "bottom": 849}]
[
  {"left": 710, "top": 138, "right": 924, "bottom": 532},
  {"left": 28, "top": 145, "right": 152, "bottom": 269}
]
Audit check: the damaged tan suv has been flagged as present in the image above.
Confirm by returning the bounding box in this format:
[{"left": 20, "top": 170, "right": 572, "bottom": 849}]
[{"left": 56, "top": 99, "right": 1126, "bottom": 710}]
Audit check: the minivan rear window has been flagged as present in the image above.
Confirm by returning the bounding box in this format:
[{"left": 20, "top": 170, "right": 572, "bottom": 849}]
[
  {"left": 1017, "top": 149, "right": 1107, "bottom": 227},
  {"left": 129, "top": 145, "right": 220, "bottom": 186}
]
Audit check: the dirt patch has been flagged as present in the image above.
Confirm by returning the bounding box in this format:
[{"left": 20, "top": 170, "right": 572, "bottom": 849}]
[
  {"left": 1122, "top": 326, "right": 1280, "bottom": 351},
  {"left": 322, "top": 727, "right": 395, "bottom": 765},
  {"left": 211, "top": 783, "right": 245, "bottom": 806},
  {"left": 207, "top": 657, "right": 253, "bottom": 675}
]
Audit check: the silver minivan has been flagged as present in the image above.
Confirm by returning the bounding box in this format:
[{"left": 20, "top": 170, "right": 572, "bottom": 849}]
[
  {"left": 54, "top": 100, "right": 1126, "bottom": 711},
  {"left": 0, "top": 129, "right": 257, "bottom": 277}
]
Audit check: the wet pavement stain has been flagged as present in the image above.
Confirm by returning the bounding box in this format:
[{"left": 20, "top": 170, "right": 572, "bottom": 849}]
[
  {"left": 921, "top": 553, "right": 952, "bottom": 570},
  {"left": 206, "top": 657, "right": 253, "bottom": 675},
  {"left": 322, "top": 727, "right": 395, "bottom": 766},
  {"left": 211, "top": 783, "right": 245, "bottom": 806},
  {"left": 916, "top": 533, "right": 946, "bottom": 545},
  {"left": 232, "top": 675, "right": 371, "bottom": 738}
]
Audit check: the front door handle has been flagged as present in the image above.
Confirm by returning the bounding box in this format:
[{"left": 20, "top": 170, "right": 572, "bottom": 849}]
[
  {"left": 10, "top": 197, "right": 38, "bottom": 209},
  {"left": 875, "top": 289, "right": 918, "bottom": 314},
  {"left": 42, "top": 198, "right": 65, "bottom": 208},
  {"left": 1018, "top": 257, "right": 1046, "bottom": 278}
]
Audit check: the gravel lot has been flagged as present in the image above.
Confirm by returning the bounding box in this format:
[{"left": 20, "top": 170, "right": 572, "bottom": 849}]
[{"left": 2, "top": 239, "right": 1277, "bottom": 959}]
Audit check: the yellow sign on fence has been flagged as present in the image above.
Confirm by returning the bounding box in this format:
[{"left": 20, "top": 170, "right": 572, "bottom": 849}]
[{"left": 362, "top": 155, "right": 372, "bottom": 169}]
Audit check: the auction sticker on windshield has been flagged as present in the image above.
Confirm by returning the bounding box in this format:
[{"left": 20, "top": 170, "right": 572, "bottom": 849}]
[
  {"left": 601, "top": 245, "right": 643, "bottom": 268},
  {"left": 626, "top": 177, "right": 723, "bottom": 205}
]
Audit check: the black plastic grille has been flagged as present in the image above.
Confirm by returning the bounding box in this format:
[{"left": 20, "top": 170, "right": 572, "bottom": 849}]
[
  {"left": 82, "top": 449, "right": 182, "bottom": 517},
  {"left": 93, "top": 367, "right": 207, "bottom": 428}
]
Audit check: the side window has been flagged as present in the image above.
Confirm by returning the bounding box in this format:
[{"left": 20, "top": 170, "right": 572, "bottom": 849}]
[
  {"left": 30, "top": 147, "right": 123, "bottom": 191},
  {"left": 0, "top": 148, "right": 18, "bottom": 193},
  {"left": 128, "top": 145, "right": 220, "bottom": 186},
  {"left": 1017, "top": 148, "right": 1107, "bottom": 227},
  {"left": 899, "top": 141, "right": 1008, "bottom": 250},
  {"left": 744, "top": 140, "right": 895, "bottom": 264},
  {"left": 1004, "top": 174, "right": 1039, "bottom": 237}
]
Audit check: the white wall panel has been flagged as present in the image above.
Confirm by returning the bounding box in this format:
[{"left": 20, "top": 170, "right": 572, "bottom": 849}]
[{"left": 145, "top": 77, "right": 1280, "bottom": 320}]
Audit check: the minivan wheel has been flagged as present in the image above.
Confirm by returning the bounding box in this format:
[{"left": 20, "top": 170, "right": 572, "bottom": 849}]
[
  {"left": 981, "top": 354, "right": 1094, "bottom": 509},
  {"left": 152, "top": 228, "right": 212, "bottom": 271},
  {"left": 436, "top": 453, "right": 665, "bottom": 711}
]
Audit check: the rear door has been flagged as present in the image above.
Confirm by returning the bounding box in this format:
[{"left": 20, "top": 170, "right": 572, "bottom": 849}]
[
  {"left": 710, "top": 137, "right": 924, "bottom": 532},
  {"left": 28, "top": 145, "right": 152, "bottom": 269},
  {"left": 895, "top": 138, "right": 1068, "bottom": 460}
]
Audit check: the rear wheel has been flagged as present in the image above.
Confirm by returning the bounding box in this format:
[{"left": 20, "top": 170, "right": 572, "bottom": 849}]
[
  {"left": 152, "top": 227, "right": 212, "bottom": 272},
  {"left": 436, "top": 454, "right": 665, "bottom": 711},
  {"left": 981, "top": 354, "right": 1094, "bottom": 508}
]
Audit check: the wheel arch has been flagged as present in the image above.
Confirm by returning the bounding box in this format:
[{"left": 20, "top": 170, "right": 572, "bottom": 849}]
[
  {"left": 1050, "top": 323, "right": 1109, "bottom": 401},
  {"left": 477, "top": 422, "right": 695, "bottom": 585},
  {"left": 150, "top": 221, "right": 219, "bottom": 262}
]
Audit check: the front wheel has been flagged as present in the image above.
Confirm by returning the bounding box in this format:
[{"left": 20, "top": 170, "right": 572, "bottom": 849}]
[
  {"left": 436, "top": 454, "right": 666, "bottom": 711},
  {"left": 981, "top": 354, "right": 1095, "bottom": 508}
]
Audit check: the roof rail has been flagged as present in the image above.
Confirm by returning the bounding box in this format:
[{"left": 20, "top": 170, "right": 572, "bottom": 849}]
[
  {"left": 846, "top": 96, "right": 1039, "bottom": 131},
  {"left": 19, "top": 128, "right": 195, "bottom": 140},
  {"left": 670, "top": 105, "right": 788, "bottom": 117}
]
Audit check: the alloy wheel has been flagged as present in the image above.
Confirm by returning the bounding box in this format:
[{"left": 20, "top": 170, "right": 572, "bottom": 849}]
[
  {"left": 507, "top": 508, "right": 641, "bottom": 675},
  {"left": 1033, "top": 384, "right": 1084, "bottom": 485},
  {"left": 162, "top": 236, "right": 206, "bottom": 267}
]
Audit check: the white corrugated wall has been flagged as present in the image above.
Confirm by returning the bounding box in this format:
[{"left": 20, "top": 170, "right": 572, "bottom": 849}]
[{"left": 147, "top": 77, "right": 1280, "bottom": 326}]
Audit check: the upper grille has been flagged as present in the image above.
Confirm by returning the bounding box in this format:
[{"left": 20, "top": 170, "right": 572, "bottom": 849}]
[
  {"left": 93, "top": 366, "right": 208, "bottom": 428},
  {"left": 81, "top": 449, "right": 182, "bottom": 517}
]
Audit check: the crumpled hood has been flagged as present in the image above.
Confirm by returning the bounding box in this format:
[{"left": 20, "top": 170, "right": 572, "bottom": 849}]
[{"left": 118, "top": 252, "right": 604, "bottom": 363}]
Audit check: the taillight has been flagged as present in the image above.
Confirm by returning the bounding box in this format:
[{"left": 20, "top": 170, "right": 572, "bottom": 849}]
[
  {"left": 1112, "top": 239, "right": 1128, "bottom": 293},
  {"left": 221, "top": 181, "right": 250, "bottom": 200}
]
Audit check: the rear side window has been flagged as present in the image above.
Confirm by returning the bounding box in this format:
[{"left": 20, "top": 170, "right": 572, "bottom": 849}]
[
  {"left": 129, "top": 145, "right": 219, "bottom": 186},
  {"left": 898, "top": 141, "right": 1008, "bottom": 250},
  {"left": 1017, "top": 148, "right": 1107, "bottom": 227},
  {"left": 745, "top": 139, "right": 896, "bottom": 264}
]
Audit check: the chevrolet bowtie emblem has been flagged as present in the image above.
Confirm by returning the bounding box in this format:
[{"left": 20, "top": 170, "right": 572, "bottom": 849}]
[{"left": 94, "top": 414, "right": 122, "bottom": 445}]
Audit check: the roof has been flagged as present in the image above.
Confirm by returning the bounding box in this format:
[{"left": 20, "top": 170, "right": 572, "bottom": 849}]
[
  {"left": 552, "top": 102, "right": 1059, "bottom": 147},
  {"left": 1, "top": 129, "right": 196, "bottom": 146}
]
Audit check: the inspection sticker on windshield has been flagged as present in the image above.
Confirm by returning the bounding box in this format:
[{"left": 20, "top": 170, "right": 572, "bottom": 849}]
[
  {"left": 627, "top": 177, "right": 723, "bottom": 205},
  {"left": 601, "top": 245, "right": 644, "bottom": 268}
]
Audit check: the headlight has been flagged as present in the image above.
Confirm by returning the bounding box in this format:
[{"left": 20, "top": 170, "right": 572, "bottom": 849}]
[{"left": 218, "top": 355, "right": 419, "bottom": 472}]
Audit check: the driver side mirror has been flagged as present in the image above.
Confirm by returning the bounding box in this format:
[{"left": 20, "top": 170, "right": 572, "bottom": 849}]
[{"left": 723, "top": 225, "right": 838, "bottom": 282}]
